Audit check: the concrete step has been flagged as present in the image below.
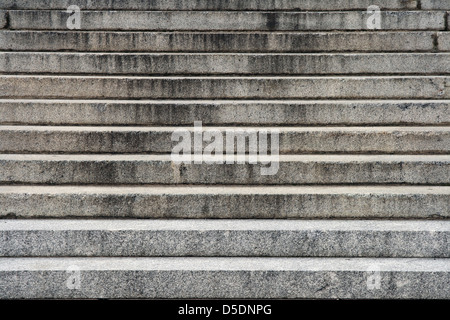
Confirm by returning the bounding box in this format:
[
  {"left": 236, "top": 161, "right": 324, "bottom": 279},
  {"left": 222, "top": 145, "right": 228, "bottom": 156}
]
[
  {"left": 438, "top": 32, "right": 450, "bottom": 51},
  {"left": 0, "top": 155, "right": 448, "bottom": 185},
  {"left": 1, "top": 100, "right": 449, "bottom": 126},
  {"left": 0, "top": 31, "right": 440, "bottom": 52},
  {"left": 1, "top": 219, "right": 449, "bottom": 258},
  {"left": 1, "top": 185, "right": 448, "bottom": 219},
  {"left": 7, "top": 11, "right": 446, "bottom": 31},
  {"left": 0, "top": 257, "right": 449, "bottom": 299},
  {"left": 0, "top": 126, "right": 448, "bottom": 154},
  {"left": 1, "top": 76, "right": 448, "bottom": 99},
  {"left": 3, "top": 53, "right": 450, "bottom": 75},
  {"left": 0, "top": 0, "right": 419, "bottom": 10},
  {"left": 422, "top": 0, "right": 450, "bottom": 10},
  {"left": 0, "top": 11, "right": 5, "bottom": 29}
]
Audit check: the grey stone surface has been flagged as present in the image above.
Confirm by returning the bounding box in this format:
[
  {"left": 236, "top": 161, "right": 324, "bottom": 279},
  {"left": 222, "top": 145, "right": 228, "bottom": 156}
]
[
  {"left": 0, "top": 31, "right": 436, "bottom": 52},
  {"left": 0, "top": 11, "right": 5, "bottom": 29},
  {"left": 0, "top": 0, "right": 419, "bottom": 10},
  {"left": 1, "top": 76, "right": 448, "bottom": 99},
  {"left": 421, "top": 0, "right": 450, "bottom": 10},
  {"left": 438, "top": 32, "right": 450, "bottom": 51},
  {"left": 8, "top": 10, "right": 445, "bottom": 31},
  {"left": 0, "top": 257, "right": 449, "bottom": 299},
  {"left": 1, "top": 185, "right": 448, "bottom": 219},
  {"left": 0, "top": 154, "right": 448, "bottom": 185},
  {"left": 1, "top": 0, "right": 449, "bottom": 301},
  {"left": 1, "top": 219, "right": 449, "bottom": 258},
  {"left": 0, "top": 126, "right": 448, "bottom": 154},
  {"left": 1, "top": 100, "right": 448, "bottom": 126},
  {"left": 2, "top": 52, "right": 450, "bottom": 75}
]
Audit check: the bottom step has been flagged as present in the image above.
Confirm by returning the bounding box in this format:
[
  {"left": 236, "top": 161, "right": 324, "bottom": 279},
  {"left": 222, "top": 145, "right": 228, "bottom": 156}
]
[{"left": 1, "top": 258, "right": 449, "bottom": 299}]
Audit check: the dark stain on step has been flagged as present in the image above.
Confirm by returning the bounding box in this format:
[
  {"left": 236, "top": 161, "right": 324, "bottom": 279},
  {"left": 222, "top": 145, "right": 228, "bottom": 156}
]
[{"left": 265, "top": 13, "right": 279, "bottom": 31}]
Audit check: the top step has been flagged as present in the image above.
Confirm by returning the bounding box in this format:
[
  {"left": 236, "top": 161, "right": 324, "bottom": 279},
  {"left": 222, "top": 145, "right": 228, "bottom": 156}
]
[
  {"left": 0, "top": 0, "right": 420, "bottom": 11},
  {"left": 4, "top": 11, "right": 446, "bottom": 31}
]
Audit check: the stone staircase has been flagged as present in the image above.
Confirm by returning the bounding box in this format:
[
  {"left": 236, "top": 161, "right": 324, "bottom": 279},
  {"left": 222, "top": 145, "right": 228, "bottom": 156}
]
[{"left": 0, "top": 0, "right": 449, "bottom": 299}]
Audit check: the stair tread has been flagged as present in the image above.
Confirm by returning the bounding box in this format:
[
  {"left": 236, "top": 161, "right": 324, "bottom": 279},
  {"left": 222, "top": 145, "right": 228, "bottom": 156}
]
[
  {"left": 1, "top": 185, "right": 448, "bottom": 194},
  {"left": 2, "top": 219, "right": 449, "bottom": 231},
  {"left": 2, "top": 154, "right": 448, "bottom": 160},
  {"left": 2, "top": 257, "right": 449, "bottom": 271},
  {"left": 2, "top": 257, "right": 449, "bottom": 299},
  {"left": 2, "top": 125, "right": 449, "bottom": 132}
]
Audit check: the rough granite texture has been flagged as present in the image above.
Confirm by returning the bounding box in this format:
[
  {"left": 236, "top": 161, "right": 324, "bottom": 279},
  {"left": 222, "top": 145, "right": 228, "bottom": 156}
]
[
  {"left": 0, "top": 154, "right": 448, "bottom": 185},
  {"left": 1, "top": 220, "right": 449, "bottom": 257},
  {"left": 9, "top": 11, "right": 445, "bottom": 31},
  {"left": 1, "top": 0, "right": 449, "bottom": 300},
  {"left": 0, "top": 11, "right": 6, "bottom": 29},
  {"left": 421, "top": 0, "right": 450, "bottom": 10},
  {"left": 0, "top": 126, "right": 448, "bottom": 154},
  {"left": 0, "top": 31, "right": 438, "bottom": 52},
  {"left": 1, "top": 100, "right": 449, "bottom": 126},
  {"left": 438, "top": 32, "right": 450, "bottom": 51},
  {"left": 2, "top": 52, "right": 450, "bottom": 75},
  {"left": 0, "top": 0, "right": 419, "bottom": 10},
  {"left": 0, "top": 76, "right": 449, "bottom": 99},
  {"left": 0, "top": 258, "right": 449, "bottom": 299},
  {"left": 0, "top": 186, "right": 448, "bottom": 219}
]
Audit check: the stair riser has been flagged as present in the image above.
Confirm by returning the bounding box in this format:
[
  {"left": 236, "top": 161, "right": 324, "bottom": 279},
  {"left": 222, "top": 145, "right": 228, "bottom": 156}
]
[
  {"left": 7, "top": 11, "right": 445, "bottom": 31},
  {"left": 0, "top": 31, "right": 439, "bottom": 52},
  {"left": 0, "top": 157, "right": 448, "bottom": 185},
  {"left": 1, "top": 188, "right": 448, "bottom": 219},
  {"left": 2, "top": 101, "right": 449, "bottom": 126},
  {"left": 0, "top": 0, "right": 419, "bottom": 10},
  {"left": 3, "top": 53, "right": 450, "bottom": 75},
  {"left": 0, "top": 128, "right": 448, "bottom": 154},
  {"left": 1, "top": 76, "right": 448, "bottom": 99},
  {"left": 1, "top": 229, "right": 448, "bottom": 257},
  {"left": 1, "top": 259, "right": 449, "bottom": 299}
]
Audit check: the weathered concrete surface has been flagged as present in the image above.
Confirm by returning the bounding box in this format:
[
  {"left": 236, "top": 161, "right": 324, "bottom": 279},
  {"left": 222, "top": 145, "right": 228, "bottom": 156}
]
[
  {"left": 0, "top": 0, "right": 419, "bottom": 10},
  {"left": 1, "top": 185, "right": 448, "bottom": 219},
  {"left": 1, "top": 0, "right": 449, "bottom": 301},
  {"left": 0, "top": 155, "right": 448, "bottom": 185},
  {"left": 0, "top": 257, "right": 449, "bottom": 299},
  {"left": 0, "top": 76, "right": 448, "bottom": 99},
  {"left": 3, "top": 53, "right": 450, "bottom": 75},
  {"left": 0, "top": 126, "right": 448, "bottom": 154},
  {"left": 8, "top": 11, "right": 446, "bottom": 31},
  {"left": 421, "top": 0, "right": 450, "bottom": 10},
  {"left": 0, "top": 31, "right": 437, "bottom": 52},
  {"left": 1, "top": 100, "right": 448, "bottom": 126},
  {"left": 1, "top": 186, "right": 448, "bottom": 219},
  {"left": 1, "top": 219, "right": 449, "bottom": 258},
  {"left": 0, "top": 11, "right": 6, "bottom": 29},
  {"left": 438, "top": 32, "right": 450, "bottom": 51}
]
